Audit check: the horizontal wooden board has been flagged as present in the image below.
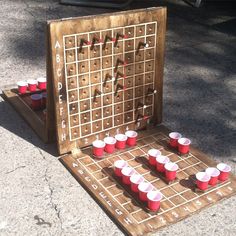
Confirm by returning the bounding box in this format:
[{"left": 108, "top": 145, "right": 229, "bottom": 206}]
[
  {"left": 60, "top": 125, "right": 236, "bottom": 236},
  {"left": 47, "top": 7, "right": 166, "bottom": 155}
]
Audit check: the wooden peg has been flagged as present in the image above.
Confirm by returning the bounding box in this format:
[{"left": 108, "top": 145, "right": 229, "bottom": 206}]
[
  {"left": 79, "top": 38, "right": 90, "bottom": 52},
  {"left": 114, "top": 58, "right": 127, "bottom": 72},
  {"left": 102, "top": 35, "right": 113, "bottom": 49},
  {"left": 147, "top": 88, "right": 157, "bottom": 95},
  {"left": 136, "top": 41, "right": 149, "bottom": 53},
  {"left": 114, "top": 71, "right": 125, "bottom": 85},
  {"left": 91, "top": 36, "right": 101, "bottom": 50},
  {"left": 103, "top": 73, "right": 112, "bottom": 87},
  {"left": 136, "top": 102, "right": 147, "bottom": 109},
  {"left": 115, "top": 83, "right": 126, "bottom": 95},
  {"left": 93, "top": 89, "right": 102, "bottom": 102},
  {"left": 114, "top": 32, "right": 127, "bottom": 47}
]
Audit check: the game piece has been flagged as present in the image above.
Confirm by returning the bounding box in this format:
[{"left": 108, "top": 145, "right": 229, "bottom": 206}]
[
  {"left": 148, "top": 148, "right": 161, "bottom": 166},
  {"left": 41, "top": 92, "right": 47, "bottom": 109},
  {"left": 93, "top": 88, "right": 102, "bottom": 101},
  {"left": 125, "top": 130, "right": 137, "bottom": 146},
  {"left": 196, "top": 172, "right": 210, "bottom": 190},
  {"left": 103, "top": 73, "right": 112, "bottom": 86},
  {"left": 114, "top": 32, "right": 127, "bottom": 47},
  {"left": 37, "top": 77, "right": 46, "bottom": 90},
  {"left": 114, "top": 58, "right": 127, "bottom": 72},
  {"left": 147, "top": 87, "right": 157, "bottom": 95},
  {"left": 138, "top": 181, "right": 154, "bottom": 201},
  {"left": 205, "top": 167, "right": 220, "bottom": 186},
  {"left": 27, "top": 79, "right": 37, "bottom": 92},
  {"left": 17, "top": 81, "right": 28, "bottom": 94},
  {"left": 104, "top": 136, "right": 116, "bottom": 153},
  {"left": 147, "top": 190, "right": 162, "bottom": 211},
  {"left": 92, "top": 140, "right": 105, "bottom": 157},
  {"left": 31, "top": 94, "right": 43, "bottom": 110},
  {"left": 178, "top": 137, "right": 191, "bottom": 154},
  {"left": 115, "top": 134, "right": 127, "bottom": 149},
  {"left": 169, "top": 132, "right": 182, "bottom": 148},
  {"left": 114, "top": 71, "right": 125, "bottom": 85},
  {"left": 102, "top": 35, "right": 113, "bottom": 49},
  {"left": 217, "top": 163, "right": 231, "bottom": 181},
  {"left": 114, "top": 160, "right": 128, "bottom": 177},
  {"left": 121, "top": 166, "right": 135, "bottom": 185},
  {"left": 90, "top": 36, "right": 101, "bottom": 50},
  {"left": 130, "top": 174, "right": 144, "bottom": 192},
  {"left": 136, "top": 41, "right": 149, "bottom": 53},
  {"left": 156, "top": 155, "right": 170, "bottom": 172},
  {"left": 164, "top": 162, "right": 179, "bottom": 181}
]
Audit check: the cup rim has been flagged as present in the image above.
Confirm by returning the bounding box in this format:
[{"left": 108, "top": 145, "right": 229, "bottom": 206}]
[
  {"left": 31, "top": 94, "right": 42, "bottom": 100},
  {"left": 121, "top": 166, "right": 135, "bottom": 176},
  {"left": 37, "top": 77, "right": 47, "bottom": 83},
  {"left": 147, "top": 190, "right": 162, "bottom": 201},
  {"left": 156, "top": 155, "right": 170, "bottom": 164},
  {"left": 164, "top": 162, "right": 178, "bottom": 171},
  {"left": 27, "top": 79, "right": 37, "bottom": 85},
  {"left": 104, "top": 136, "right": 116, "bottom": 145},
  {"left": 114, "top": 159, "right": 127, "bottom": 169},
  {"left": 92, "top": 140, "right": 105, "bottom": 148},
  {"left": 178, "top": 137, "right": 191, "bottom": 146},
  {"left": 115, "top": 134, "right": 127, "bottom": 142},
  {"left": 138, "top": 181, "right": 154, "bottom": 192},
  {"left": 148, "top": 149, "right": 161, "bottom": 157},
  {"left": 205, "top": 167, "right": 220, "bottom": 177},
  {"left": 196, "top": 172, "right": 210, "bottom": 182},
  {"left": 169, "top": 132, "right": 182, "bottom": 140},
  {"left": 17, "top": 81, "right": 28, "bottom": 86},
  {"left": 125, "top": 130, "right": 137, "bottom": 138},
  {"left": 130, "top": 174, "right": 144, "bottom": 184},
  {"left": 217, "top": 163, "right": 231, "bottom": 172}
]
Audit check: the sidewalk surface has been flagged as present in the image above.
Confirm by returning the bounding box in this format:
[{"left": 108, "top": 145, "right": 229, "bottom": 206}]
[{"left": 0, "top": 1, "right": 235, "bottom": 235}]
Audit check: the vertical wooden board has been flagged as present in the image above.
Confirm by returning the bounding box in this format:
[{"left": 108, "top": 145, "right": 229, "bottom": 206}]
[{"left": 47, "top": 7, "right": 167, "bottom": 155}]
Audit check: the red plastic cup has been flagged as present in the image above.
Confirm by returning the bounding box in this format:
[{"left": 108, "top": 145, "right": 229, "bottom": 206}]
[
  {"left": 114, "top": 160, "right": 128, "bottom": 177},
  {"left": 217, "top": 163, "right": 231, "bottom": 181},
  {"left": 42, "top": 92, "right": 47, "bottom": 108},
  {"left": 130, "top": 174, "right": 144, "bottom": 192},
  {"left": 205, "top": 167, "right": 220, "bottom": 186},
  {"left": 115, "top": 134, "right": 127, "bottom": 149},
  {"left": 92, "top": 140, "right": 105, "bottom": 158},
  {"left": 178, "top": 137, "right": 191, "bottom": 154},
  {"left": 164, "top": 162, "right": 179, "bottom": 181},
  {"left": 37, "top": 77, "right": 47, "bottom": 90},
  {"left": 27, "top": 79, "right": 37, "bottom": 92},
  {"left": 169, "top": 132, "right": 182, "bottom": 148},
  {"left": 138, "top": 182, "right": 154, "bottom": 201},
  {"left": 17, "top": 81, "right": 28, "bottom": 94},
  {"left": 104, "top": 137, "right": 116, "bottom": 153},
  {"left": 31, "top": 94, "right": 42, "bottom": 110},
  {"left": 121, "top": 166, "right": 135, "bottom": 185},
  {"left": 125, "top": 130, "right": 138, "bottom": 147},
  {"left": 156, "top": 155, "right": 170, "bottom": 172},
  {"left": 196, "top": 172, "right": 210, "bottom": 190},
  {"left": 148, "top": 149, "right": 161, "bottom": 166},
  {"left": 147, "top": 190, "right": 162, "bottom": 211}
]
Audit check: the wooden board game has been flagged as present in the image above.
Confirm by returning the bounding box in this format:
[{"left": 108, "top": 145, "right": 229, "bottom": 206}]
[
  {"left": 47, "top": 7, "right": 166, "bottom": 154},
  {"left": 61, "top": 125, "right": 236, "bottom": 236}
]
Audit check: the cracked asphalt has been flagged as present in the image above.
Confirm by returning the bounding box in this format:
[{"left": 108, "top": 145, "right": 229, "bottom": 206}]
[{"left": 0, "top": 1, "right": 236, "bottom": 235}]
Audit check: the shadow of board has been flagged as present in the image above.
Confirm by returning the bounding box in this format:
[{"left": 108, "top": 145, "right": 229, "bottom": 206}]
[{"left": 0, "top": 96, "right": 58, "bottom": 156}]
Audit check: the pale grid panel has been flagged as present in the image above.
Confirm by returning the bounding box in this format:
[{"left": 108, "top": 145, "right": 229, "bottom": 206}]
[{"left": 63, "top": 22, "right": 157, "bottom": 141}]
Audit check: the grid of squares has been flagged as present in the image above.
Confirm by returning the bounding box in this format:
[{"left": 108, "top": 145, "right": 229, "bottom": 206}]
[
  {"left": 76, "top": 132, "right": 233, "bottom": 225},
  {"left": 63, "top": 22, "right": 157, "bottom": 141}
]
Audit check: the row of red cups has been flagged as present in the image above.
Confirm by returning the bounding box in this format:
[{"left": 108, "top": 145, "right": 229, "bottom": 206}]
[
  {"left": 17, "top": 77, "right": 47, "bottom": 94},
  {"left": 31, "top": 92, "right": 47, "bottom": 110},
  {"left": 196, "top": 163, "right": 231, "bottom": 190},
  {"left": 114, "top": 159, "right": 162, "bottom": 211},
  {"left": 148, "top": 149, "right": 179, "bottom": 181},
  {"left": 92, "top": 130, "right": 138, "bottom": 157},
  {"left": 169, "top": 132, "right": 191, "bottom": 154}
]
